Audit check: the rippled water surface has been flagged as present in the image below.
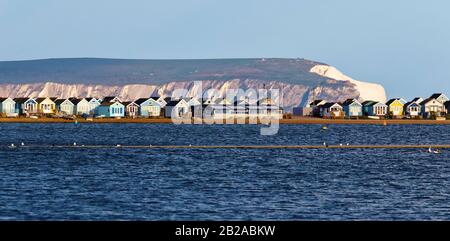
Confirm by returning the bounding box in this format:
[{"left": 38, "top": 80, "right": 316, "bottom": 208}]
[{"left": 0, "top": 123, "right": 449, "bottom": 220}]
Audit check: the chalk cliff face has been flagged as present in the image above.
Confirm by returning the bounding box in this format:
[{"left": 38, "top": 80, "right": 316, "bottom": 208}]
[
  {"left": 309, "top": 65, "right": 386, "bottom": 103},
  {"left": 0, "top": 58, "right": 387, "bottom": 110}
]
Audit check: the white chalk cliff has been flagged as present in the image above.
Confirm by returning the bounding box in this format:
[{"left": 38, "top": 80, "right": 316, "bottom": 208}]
[
  {"left": 309, "top": 65, "right": 386, "bottom": 103},
  {"left": 0, "top": 58, "right": 387, "bottom": 110}
]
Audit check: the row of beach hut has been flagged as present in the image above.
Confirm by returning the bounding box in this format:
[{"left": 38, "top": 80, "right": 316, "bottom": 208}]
[
  {"left": 294, "top": 93, "right": 450, "bottom": 119},
  {"left": 0, "top": 96, "right": 168, "bottom": 118},
  {"left": 0, "top": 96, "right": 283, "bottom": 119}
]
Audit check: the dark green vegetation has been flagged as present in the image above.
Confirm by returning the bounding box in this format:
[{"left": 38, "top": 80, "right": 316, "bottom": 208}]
[{"left": 0, "top": 58, "right": 328, "bottom": 85}]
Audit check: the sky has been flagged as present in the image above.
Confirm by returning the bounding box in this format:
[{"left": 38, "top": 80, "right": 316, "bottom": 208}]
[{"left": 1, "top": 0, "right": 449, "bottom": 99}]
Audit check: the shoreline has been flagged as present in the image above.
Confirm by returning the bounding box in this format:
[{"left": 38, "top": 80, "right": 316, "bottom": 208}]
[{"left": 0, "top": 117, "right": 450, "bottom": 124}]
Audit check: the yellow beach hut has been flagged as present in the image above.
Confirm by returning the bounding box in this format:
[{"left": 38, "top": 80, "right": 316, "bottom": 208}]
[
  {"left": 36, "top": 97, "right": 56, "bottom": 114},
  {"left": 386, "top": 98, "right": 404, "bottom": 118}
]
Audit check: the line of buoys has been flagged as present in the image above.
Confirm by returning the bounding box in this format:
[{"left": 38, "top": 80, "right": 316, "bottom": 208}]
[{"left": 2, "top": 144, "right": 449, "bottom": 150}]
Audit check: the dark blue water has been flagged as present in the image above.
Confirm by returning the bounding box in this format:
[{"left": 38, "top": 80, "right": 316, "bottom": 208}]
[{"left": 0, "top": 123, "right": 449, "bottom": 220}]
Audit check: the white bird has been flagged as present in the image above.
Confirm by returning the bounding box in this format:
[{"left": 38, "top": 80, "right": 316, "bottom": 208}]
[
  {"left": 116, "top": 144, "right": 121, "bottom": 147},
  {"left": 340, "top": 143, "right": 343, "bottom": 146},
  {"left": 428, "top": 147, "right": 433, "bottom": 153},
  {"left": 323, "top": 142, "right": 326, "bottom": 146},
  {"left": 73, "top": 142, "right": 77, "bottom": 146},
  {"left": 347, "top": 143, "right": 350, "bottom": 146},
  {"left": 189, "top": 144, "right": 192, "bottom": 147},
  {"left": 21, "top": 142, "right": 25, "bottom": 146},
  {"left": 10, "top": 143, "right": 15, "bottom": 148}
]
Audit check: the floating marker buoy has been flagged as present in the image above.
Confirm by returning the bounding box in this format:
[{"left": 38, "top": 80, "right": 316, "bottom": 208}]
[{"left": 428, "top": 147, "right": 441, "bottom": 154}]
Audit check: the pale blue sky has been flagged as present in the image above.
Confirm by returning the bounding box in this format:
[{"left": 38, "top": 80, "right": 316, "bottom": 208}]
[{"left": 1, "top": 0, "right": 449, "bottom": 99}]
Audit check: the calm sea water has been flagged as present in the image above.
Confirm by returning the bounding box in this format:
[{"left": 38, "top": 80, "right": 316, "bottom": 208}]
[{"left": 0, "top": 123, "right": 449, "bottom": 220}]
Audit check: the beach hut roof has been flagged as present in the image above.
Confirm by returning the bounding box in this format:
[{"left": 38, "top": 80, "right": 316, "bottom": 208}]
[
  {"left": 68, "top": 98, "right": 84, "bottom": 105},
  {"left": 134, "top": 98, "right": 150, "bottom": 105},
  {"left": 165, "top": 100, "right": 180, "bottom": 106},
  {"left": 386, "top": 98, "right": 403, "bottom": 106},
  {"left": 102, "top": 96, "right": 120, "bottom": 103},
  {"left": 35, "top": 97, "right": 55, "bottom": 104},
  {"left": 13, "top": 97, "right": 33, "bottom": 104},
  {"left": 310, "top": 100, "right": 325, "bottom": 106},
  {"left": 405, "top": 101, "right": 420, "bottom": 108},
  {"left": 54, "top": 99, "right": 71, "bottom": 105},
  {"left": 0, "top": 97, "right": 12, "bottom": 103},
  {"left": 342, "top": 98, "right": 361, "bottom": 106},
  {"left": 362, "top": 100, "right": 378, "bottom": 106},
  {"left": 419, "top": 98, "right": 441, "bottom": 105},
  {"left": 411, "top": 97, "right": 423, "bottom": 103},
  {"left": 430, "top": 93, "right": 447, "bottom": 99},
  {"left": 322, "top": 102, "right": 341, "bottom": 108},
  {"left": 122, "top": 101, "right": 138, "bottom": 107},
  {"left": 100, "top": 101, "right": 122, "bottom": 106},
  {"left": 166, "top": 99, "right": 187, "bottom": 107}
]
